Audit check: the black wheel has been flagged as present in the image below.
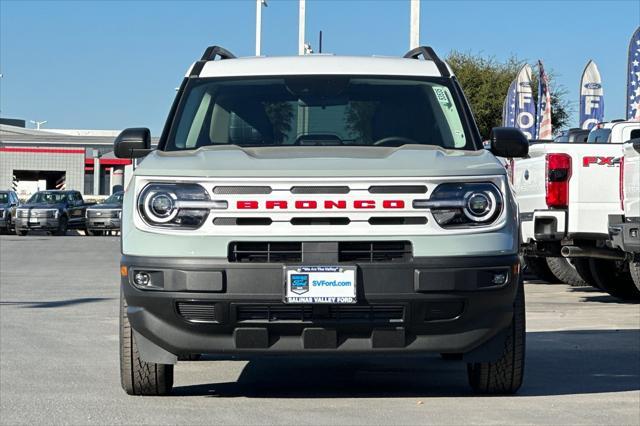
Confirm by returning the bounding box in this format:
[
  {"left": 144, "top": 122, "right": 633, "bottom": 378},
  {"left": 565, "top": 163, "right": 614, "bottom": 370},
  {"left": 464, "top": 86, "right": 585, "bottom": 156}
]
[
  {"left": 546, "top": 257, "right": 588, "bottom": 287},
  {"left": 589, "top": 259, "right": 640, "bottom": 301},
  {"left": 467, "top": 278, "right": 525, "bottom": 394},
  {"left": 15, "top": 228, "right": 27, "bottom": 236},
  {"left": 572, "top": 258, "right": 600, "bottom": 289},
  {"left": 85, "top": 228, "right": 95, "bottom": 236},
  {"left": 524, "top": 256, "right": 556, "bottom": 283},
  {"left": 120, "top": 288, "right": 173, "bottom": 395},
  {"left": 53, "top": 216, "right": 68, "bottom": 236},
  {"left": 630, "top": 262, "right": 640, "bottom": 292}
]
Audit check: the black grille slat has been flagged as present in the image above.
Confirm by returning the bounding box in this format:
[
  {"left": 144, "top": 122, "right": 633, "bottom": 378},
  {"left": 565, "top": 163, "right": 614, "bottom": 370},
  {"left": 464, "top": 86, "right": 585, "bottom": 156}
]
[
  {"left": 237, "top": 304, "right": 404, "bottom": 323},
  {"left": 290, "top": 217, "right": 350, "bottom": 226},
  {"left": 368, "top": 185, "right": 427, "bottom": 194},
  {"left": 214, "top": 218, "right": 273, "bottom": 226},
  {"left": 290, "top": 186, "right": 350, "bottom": 194},
  {"left": 338, "top": 241, "right": 412, "bottom": 262},
  {"left": 368, "top": 217, "right": 427, "bottom": 225},
  {"left": 228, "top": 242, "right": 303, "bottom": 263},
  {"left": 176, "top": 302, "right": 217, "bottom": 323}
]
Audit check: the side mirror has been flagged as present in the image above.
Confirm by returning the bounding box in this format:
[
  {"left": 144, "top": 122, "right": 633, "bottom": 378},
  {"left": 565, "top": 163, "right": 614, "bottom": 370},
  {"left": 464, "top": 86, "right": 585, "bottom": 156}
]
[
  {"left": 488, "top": 127, "right": 529, "bottom": 158},
  {"left": 631, "top": 138, "right": 640, "bottom": 154},
  {"left": 114, "top": 128, "right": 152, "bottom": 159}
]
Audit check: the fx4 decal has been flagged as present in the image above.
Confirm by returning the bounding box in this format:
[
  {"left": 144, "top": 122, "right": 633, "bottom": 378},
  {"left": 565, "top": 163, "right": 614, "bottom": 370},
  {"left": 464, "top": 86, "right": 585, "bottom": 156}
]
[{"left": 582, "top": 156, "right": 616, "bottom": 167}]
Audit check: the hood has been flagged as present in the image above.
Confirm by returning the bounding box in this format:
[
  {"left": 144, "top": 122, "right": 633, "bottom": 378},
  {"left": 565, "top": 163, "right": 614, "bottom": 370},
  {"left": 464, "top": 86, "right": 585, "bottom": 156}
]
[
  {"left": 136, "top": 145, "right": 506, "bottom": 178},
  {"left": 88, "top": 203, "right": 122, "bottom": 210},
  {"left": 20, "top": 202, "right": 65, "bottom": 209}
]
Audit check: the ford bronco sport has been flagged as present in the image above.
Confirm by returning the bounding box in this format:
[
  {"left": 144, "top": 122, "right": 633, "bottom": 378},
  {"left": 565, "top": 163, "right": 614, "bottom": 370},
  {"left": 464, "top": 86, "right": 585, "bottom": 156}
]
[{"left": 115, "top": 45, "right": 529, "bottom": 395}]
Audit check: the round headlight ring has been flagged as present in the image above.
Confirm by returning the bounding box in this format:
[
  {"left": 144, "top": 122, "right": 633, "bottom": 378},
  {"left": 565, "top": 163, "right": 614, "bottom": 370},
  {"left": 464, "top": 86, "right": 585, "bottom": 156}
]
[
  {"left": 463, "top": 191, "right": 496, "bottom": 222},
  {"left": 143, "top": 190, "right": 178, "bottom": 223}
]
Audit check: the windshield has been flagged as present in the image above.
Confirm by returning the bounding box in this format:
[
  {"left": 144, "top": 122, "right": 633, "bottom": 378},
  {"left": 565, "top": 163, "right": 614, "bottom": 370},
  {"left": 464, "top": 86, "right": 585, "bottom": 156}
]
[
  {"left": 165, "top": 77, "right": 473, "bottom": 150},
  {"left": 0, "top": 193, "right": 8, "bottom": 203},
  {"left": 27, "top": 192, "right": 69, "bottom": 204},
  {"left": 587, "top": 129, "right": 611, "bottom": 143},
  {"left": 104, "top": 192, "right": 123, "bottom": 204}
]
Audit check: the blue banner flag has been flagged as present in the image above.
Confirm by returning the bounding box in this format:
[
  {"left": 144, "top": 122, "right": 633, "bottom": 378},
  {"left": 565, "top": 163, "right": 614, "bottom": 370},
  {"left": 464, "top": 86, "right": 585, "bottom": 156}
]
[
  {"left": 503, "top": 79, "right": 517, "bottom": 127},
  {"left": 579, "top": 60, "right": 604, "bottom": 130},
  {"left": 627, "top": 26, "right": 640, "bottom": 120},
  {"left": 514, "top": 64, "right": 536, "bottom": 139}
]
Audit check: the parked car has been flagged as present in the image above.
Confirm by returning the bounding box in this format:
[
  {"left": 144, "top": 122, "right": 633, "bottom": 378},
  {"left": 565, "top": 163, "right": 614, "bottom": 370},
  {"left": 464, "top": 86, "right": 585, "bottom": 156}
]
[
  {"left": 609, "top": 137, "right": 640, "bottom": 293},
  {"left": 513, "top": 120, "right": 640, "bottom": 299},
  {"left": 0, "top": 190, "right": 20, "bottom": 234},
  {"left": 15, "top": 190, "right": 90, "bottom": 236},
  {"left": 114, "top": 45, "right": 529, "bottom": 396},
  {"left": 553, "top": 128, "right": 589, "bottom": 143},
  {"left": 85, "top": 191, "right": 124, "bottom": 236}
]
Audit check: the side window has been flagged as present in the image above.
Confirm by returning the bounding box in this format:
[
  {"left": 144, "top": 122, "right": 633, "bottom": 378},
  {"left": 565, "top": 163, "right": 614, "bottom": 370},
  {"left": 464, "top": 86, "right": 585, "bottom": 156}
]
[{"left": 630, "top": 129, "right": 640, "bottom": 140}]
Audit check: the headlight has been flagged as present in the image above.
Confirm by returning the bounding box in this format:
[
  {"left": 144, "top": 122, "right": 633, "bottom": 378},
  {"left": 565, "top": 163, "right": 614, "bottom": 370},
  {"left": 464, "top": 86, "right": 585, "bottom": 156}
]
[
  {"left": 415, "top": 182, "right": 503, "bottom": 228},
  {"left": 138, "top": 183, "right": 211, "bottom": 229}
]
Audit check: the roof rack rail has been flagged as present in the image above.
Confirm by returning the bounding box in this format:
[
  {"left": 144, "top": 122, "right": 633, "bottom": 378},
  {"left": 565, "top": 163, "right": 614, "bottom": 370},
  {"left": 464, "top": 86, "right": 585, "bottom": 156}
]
[
  {"left": 189, "top": 45, "right": 236, "bottom": 77},
  {"left": 403, "top": 46, "right": 450, "bottom": 77}
]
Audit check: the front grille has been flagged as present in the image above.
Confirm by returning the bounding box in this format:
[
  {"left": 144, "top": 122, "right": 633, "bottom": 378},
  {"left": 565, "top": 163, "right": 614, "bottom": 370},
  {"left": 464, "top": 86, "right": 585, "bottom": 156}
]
[
  {"left": 228, "top": 242, "right": 303, "bottom": 263},
  {"left": 176, "top": 302, "right": 217, "bottom": 323},
  {"left": 17, "top": 210, "right": 28, "bottom": 218},
  {"left": 338, "top": 241, "right": 412, "bottom": 262},
  {"left": 213, "top": 186, "right": 272, "bottom": 194},
  {"left": 0, "top": 209, "right": 4, "bottom": 219},
  {"left": 31, "top": 209, "right": 56, "bottom": 218},
  {"left": 87, "top": 209, "right": 119, "bottom": 218},
  {"left": 236, "top": 304, "right": 405, "bottom": 323}
]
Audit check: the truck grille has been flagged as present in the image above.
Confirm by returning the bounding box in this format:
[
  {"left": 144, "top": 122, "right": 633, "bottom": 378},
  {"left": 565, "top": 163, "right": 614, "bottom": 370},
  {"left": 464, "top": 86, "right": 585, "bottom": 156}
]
[
  {"left": 87, "top": 209, "right": 119, "bottom": 218},
  {"left": 338, "top": 241, "right": 412, "bottom": 262},
  {"left": 236, "top": 304, "right": 405, "bottom": 323},
  {"left": 227, "top": 241, "right": 412, "bottom": 263}
]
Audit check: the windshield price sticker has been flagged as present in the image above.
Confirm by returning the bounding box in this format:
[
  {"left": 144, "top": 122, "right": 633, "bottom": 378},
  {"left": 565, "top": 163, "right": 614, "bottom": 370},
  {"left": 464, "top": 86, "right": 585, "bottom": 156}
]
[{"left": 285, "top": 266, "right": 356, "bottom": 304}]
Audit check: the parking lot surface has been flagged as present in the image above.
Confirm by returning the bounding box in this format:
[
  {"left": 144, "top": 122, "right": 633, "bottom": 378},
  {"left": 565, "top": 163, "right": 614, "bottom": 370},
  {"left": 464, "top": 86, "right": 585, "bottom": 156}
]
[{"left": 1, "top": 235, "right": 639, "bottom": 425}]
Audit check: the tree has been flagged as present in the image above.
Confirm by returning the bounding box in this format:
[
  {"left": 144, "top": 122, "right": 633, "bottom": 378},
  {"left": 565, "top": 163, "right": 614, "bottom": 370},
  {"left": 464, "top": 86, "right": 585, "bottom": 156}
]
[{"left": 446, "top": 51, "right": 571, "bottom": 139}]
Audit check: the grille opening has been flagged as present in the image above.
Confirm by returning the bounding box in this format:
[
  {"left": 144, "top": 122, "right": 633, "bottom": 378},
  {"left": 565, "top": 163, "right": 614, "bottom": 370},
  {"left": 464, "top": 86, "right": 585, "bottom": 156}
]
[
  {"left": 424, "top": 301, "right": 464, "bottom": 322},
  {"left": 236, "top": 304, "right": 404, "bottom": 323},
  {"left": 214, "top": 217, "right": 273, "bottom": 226},
  {"left": 176, "top": 302, "right": 217, "bottom": 323},
  {"left": 368, "top": 217, "right": 427, "bottom": 225},
  {"left": 290, "top": 186, "right": 350, "bottom": 194},
  {"left": 339, "top": 241, "right": 412, "bottom": 262},
  {"left": 228, "top": 242, "right": 303, "bottom": 263},
  {"left": 368, "top": 185, "right": 427, "bottom": 194},
  {"left": 213, "top": 186, "right": 272, "bottom": 194},
  {"left": 290, "top": 217, "right": 350, "bottom": 226}
]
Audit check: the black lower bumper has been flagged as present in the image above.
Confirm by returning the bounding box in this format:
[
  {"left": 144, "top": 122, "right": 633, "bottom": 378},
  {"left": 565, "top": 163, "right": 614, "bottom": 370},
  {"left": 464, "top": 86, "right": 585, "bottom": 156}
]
[
  {"left": 609, "top": 215, "right": 640, "bottom": 255},
  {"left": 122, "top": 253, "right": 520, "bottom": 361},
  {"left": 86, "top": 218, "right": 120, "bottom": 230},
  {"left": 15, "top": 217, "right": 59, "bottom": 231}
]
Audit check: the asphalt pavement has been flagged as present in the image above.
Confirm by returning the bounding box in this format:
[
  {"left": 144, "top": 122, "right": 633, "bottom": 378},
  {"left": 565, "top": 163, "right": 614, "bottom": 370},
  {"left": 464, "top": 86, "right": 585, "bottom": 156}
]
[{"left": 1, "top": 234, "right": 639, "bottom": 425}]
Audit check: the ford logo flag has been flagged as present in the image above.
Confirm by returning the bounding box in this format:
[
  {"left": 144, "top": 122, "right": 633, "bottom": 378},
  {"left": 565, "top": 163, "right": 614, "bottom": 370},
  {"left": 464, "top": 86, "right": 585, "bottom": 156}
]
[
  {"left": 579, "top": 60, "right": 605, "bottom": 130},
  {"left": 514, "top": 64, "right": 536, "bottom": 140}
]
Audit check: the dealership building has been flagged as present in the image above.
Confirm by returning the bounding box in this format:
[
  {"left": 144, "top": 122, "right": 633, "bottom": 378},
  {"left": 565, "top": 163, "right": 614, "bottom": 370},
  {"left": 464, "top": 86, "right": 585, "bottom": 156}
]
[{"left": 0, "top": 122, "right": 157, "bottom": 199}]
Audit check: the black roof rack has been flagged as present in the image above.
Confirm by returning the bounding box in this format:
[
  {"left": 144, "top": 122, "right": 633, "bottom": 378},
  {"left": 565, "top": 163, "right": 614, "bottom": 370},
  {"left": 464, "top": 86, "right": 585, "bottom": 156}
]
[
  {"left": 189, "top": 45, "right": 236, "bottom": 77},
  {"left": 403, "top": 46, "right": 450, "bottom": 78}
]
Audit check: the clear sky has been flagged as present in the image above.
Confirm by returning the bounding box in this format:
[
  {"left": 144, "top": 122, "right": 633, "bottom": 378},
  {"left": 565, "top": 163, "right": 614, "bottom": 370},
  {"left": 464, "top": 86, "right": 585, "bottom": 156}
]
[{"left": 1, "top": 0, "right": 638, "bottom": 134}]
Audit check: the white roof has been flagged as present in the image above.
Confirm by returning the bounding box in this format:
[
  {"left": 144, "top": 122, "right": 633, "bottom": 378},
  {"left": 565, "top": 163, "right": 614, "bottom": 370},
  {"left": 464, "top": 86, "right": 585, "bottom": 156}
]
[{"left": 191, "top": 55, "right": 448, "bottom": 79}]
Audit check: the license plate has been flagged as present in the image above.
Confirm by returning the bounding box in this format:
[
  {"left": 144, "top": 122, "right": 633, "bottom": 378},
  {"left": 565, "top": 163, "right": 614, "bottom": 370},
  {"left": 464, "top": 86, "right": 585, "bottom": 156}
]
[
  {"left": 29, "top": 218, "right": 38, "bottom": 223},
  {"left": 284, "top": 266, "right": 357, "bottom": 304}
]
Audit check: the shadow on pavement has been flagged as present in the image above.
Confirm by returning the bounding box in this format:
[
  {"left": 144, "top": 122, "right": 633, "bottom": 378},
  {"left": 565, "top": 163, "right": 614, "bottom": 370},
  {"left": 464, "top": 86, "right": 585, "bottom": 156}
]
[
  {"left": 569, "top": 286, "right": 640, "bottom": 304},
  {"left": 173, "top": 329, "right": 640, "bottom": 398},
  {"left": 0, "top": 297, "right": 113, "bottom": 308}
]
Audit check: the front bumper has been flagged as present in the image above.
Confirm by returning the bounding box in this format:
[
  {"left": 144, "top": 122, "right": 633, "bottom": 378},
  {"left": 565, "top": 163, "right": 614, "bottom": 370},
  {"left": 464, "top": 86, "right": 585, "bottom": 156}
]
[
  {"left": 122, "top": 253, "right": 519, "bottom": 362},
  {"left": 86, "top": 217, "right": 121, "bottom": 230},
  {"left": 15, "top": 217, "right": 59, "bottom": 230},
  {"left": 608, "top": 215, "right": 640, "bottom": 255}
]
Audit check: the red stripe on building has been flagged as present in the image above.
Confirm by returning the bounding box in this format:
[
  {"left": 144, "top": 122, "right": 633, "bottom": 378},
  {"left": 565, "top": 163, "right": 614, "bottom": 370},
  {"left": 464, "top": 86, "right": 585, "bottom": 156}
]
[
  {"left": 85, "top": 157, "right": 132, "bottom": 166},
  {"left": 0, "top": 147, "right": 85, "bottom": 154}
]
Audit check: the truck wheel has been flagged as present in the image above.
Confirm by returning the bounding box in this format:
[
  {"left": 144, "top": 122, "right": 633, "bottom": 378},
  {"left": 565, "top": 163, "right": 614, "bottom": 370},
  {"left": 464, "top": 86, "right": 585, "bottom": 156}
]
[
  {"left": 524, "top": 256, "right": 556, "bottom": 283},
  {"left": 15, "top": 229, "right": 27, "bottom": 236},
  {"left": 467, "top": 278, "right": 525, "bottom": 394},
  {"left": 630, "top": 262, "right": 640, "bottom": 292},
  {"left": 54, "top": 216, "right": 68, "bottom": 236},
  {"left": 120, "top": 288, "right": 173, "bottom": 395},
  {"left": 572, "top": 258, "right": 600, "bottom": 289},
  {"left": 589, "top": 259, "right": 640, "bottom": 301},
  {"left": 85, "top": 228, "right": 95, "bottom": 236},
  {"left": 546, "top": 257, "right": 588, "bottom": 287}
]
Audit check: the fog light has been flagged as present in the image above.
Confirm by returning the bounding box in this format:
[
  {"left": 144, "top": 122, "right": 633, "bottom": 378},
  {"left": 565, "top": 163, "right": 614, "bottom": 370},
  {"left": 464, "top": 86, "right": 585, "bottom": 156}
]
[
  {"left": 134, "top": 272, "right": 151, "bottom": 287},
  {"left": 492, "top": 272, "right": 508, "bottom": 285}
]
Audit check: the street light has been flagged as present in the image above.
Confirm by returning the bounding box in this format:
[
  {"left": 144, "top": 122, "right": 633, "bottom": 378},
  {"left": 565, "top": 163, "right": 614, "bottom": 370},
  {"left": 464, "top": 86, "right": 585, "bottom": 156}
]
[
  {"left": 30, "top": 120, "right": 47, "bottom": 130},
  {"left": 298, "top": 0, "right": 305, "bottom": 55},
  {"left": 255, "top": 0, "right": 268, "bottom": 56},
  {"left": 410, "top": 0, "right": 420, "bottom": 49}
]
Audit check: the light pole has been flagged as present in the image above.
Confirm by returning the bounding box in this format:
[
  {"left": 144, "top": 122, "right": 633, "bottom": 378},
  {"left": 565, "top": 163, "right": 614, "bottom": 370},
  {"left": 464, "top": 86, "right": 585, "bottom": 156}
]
[
  {"left": 30, "top": 120, "right": 47, "bottom": 130},
  {"left": 255, "top": 0, "right": 267, "bottom": 56},
  {"left": 298, "top": 0, "right": 306, "bottom": 55},
  {"left": 410, "top": 0, "right": 420, "bottom": 49}
]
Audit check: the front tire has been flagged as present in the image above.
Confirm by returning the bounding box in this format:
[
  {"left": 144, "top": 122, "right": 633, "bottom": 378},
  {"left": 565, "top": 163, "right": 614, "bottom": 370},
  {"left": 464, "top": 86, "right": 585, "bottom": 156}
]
[
  {"left": 15, "top": 228, "right": 27, "bottom": 236},
  {"left": 589, "top": 259, "right": 640, "bottom": 301},
  {"left": 120, "top": 288, "right": 174, "bottom": 395},
  {"left": 467, "top": 278, "right": 525, "bottom": 394},
  {"left": 524, "top": 256, "right": 556, "bottom": 283},
  {"left": 630, "top": 262, "right": 640, "bottom": 292},
  {"left": 546, "top": 257, "right": 588, "bottom": 287},
  {"left": 53, "top": 216, "right": 68, "bottom": 236}
]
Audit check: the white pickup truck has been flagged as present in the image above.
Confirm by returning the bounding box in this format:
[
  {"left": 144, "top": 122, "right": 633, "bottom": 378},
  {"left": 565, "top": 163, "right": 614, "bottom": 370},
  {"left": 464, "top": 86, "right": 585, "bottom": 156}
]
[
  {"left": 513, "top": 120, "right": 640, "bottom": 300},
  {"left": 609, "top": 136, "right": 640, "bottom": 291}
]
